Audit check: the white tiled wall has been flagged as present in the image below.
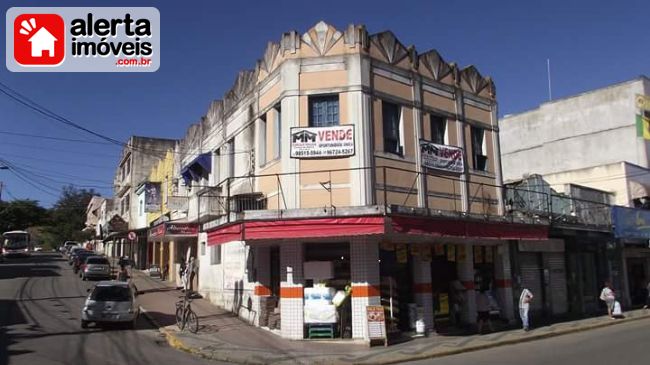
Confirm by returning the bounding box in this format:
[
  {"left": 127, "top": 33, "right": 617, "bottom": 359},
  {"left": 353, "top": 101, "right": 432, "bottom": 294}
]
[
  {"left": 280, "top": 242, "right": 304, "bottom": 339},
  {"left": 350, "top": 238, "right": 380, "bottom": 340}
]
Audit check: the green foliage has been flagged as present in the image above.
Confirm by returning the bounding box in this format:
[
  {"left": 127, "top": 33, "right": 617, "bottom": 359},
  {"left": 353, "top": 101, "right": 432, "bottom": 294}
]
[
  {"left": 0, "top": 199, "right": 47, "bottom": 233},
  {"left": 43, "top": 186, "right": 97, "bottom": 246},
  {"left": 1, "top": 186, "right": 98, "bottom": 248}
]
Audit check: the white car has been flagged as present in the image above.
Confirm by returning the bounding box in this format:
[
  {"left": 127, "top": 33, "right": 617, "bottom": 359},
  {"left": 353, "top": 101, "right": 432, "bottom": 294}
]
[{"left": 81, "top": 281, "right": 139, "bottom": 329}]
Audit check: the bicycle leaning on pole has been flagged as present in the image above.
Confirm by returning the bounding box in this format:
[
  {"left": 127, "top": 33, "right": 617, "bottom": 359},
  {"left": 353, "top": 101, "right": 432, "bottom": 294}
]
[{"left": 175, "top": 291, "right": 199, "bottom": 333}]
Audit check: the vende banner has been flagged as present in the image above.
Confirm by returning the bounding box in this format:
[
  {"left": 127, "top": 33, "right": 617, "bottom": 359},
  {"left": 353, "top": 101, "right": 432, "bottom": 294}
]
[
  {"left": 290, "top": 125, "right": 354, "bottom": 159},
  {"left": 419, "top": 139, "right": 464, "bottom": 173}
]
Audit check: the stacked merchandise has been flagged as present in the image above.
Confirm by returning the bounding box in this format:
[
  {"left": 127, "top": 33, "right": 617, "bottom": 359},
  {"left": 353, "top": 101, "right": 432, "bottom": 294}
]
[{"left": 259, "top": 296, "right": 278, "bottom": 327}]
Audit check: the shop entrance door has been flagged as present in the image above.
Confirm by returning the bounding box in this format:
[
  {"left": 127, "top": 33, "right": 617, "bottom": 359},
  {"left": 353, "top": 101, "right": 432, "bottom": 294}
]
[
  {"left": 379, "top": 247, "right": 414, "bottom": 333},
  {"left": 627, "top": 258, "right": 648, "bottom": 306}
]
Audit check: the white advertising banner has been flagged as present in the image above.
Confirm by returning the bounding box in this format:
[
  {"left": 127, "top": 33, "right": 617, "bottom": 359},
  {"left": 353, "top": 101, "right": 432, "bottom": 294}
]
[
  {"left": 290, "top": 125, "right": 355, "bottom": 159},
  {"left": 419, "top": 139, "right": 464, "bottom": 173}
]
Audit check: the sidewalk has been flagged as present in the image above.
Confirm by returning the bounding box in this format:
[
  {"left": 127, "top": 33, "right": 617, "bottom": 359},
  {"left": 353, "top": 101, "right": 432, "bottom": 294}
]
[{"left": 133, "top": 271, "right": 650, "bottom": 365}]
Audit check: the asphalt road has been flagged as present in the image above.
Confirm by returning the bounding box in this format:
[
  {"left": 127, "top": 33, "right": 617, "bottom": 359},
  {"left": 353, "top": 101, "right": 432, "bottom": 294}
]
[
  {"left": 407, "top": 316, "right": 650, "bottom": 365},
  {"left": 0, "top": 252, "right": 224, "bottom": 365}
]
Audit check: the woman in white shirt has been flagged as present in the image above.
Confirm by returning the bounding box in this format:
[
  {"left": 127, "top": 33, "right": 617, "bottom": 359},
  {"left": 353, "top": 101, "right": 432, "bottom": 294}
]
[{"left": 599, "top": 280, "right": 616, "bottom": 318}]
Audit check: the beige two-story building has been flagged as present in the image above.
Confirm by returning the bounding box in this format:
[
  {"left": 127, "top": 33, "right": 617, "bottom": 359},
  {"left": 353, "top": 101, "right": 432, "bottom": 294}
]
[{"left": 176, "top": 22, "right": 547, "bottom": 341}]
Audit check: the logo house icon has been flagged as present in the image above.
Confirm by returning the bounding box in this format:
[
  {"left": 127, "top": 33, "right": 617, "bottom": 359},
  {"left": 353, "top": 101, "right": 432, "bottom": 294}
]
[{"left": 13, "top": 14, "right": 65, "bottom": 66}]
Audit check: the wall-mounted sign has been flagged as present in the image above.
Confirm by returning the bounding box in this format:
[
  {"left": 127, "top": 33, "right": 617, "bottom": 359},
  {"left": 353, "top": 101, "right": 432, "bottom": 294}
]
[
  {"left": 149, "top": 222, "right": 198, "bottom": 239},
  {"left": 144, "top": 182, "right": 161, "bottom": 213},
  {"left": 167, "top": 196, "right": 189, "bottom": 211},
  {"left": 419, "top": 139, "right": 464, "bottom": 174},
  {"left": 290, "top": 125, "right": 355, "bottom": 159}
]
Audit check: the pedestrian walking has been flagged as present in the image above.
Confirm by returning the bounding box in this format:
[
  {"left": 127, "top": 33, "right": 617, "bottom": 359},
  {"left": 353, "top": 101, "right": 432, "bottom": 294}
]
[
  {"left": 644, "top": 280, "right": 650, "bottom": 309},
  {"left": 179, "top": 257, "right": 186, "bottom": 287},
  {"left": 599, "top": 280, "right": 616, "bottom": 318},
  {"left": 476, "top": 289, "right": 493, "bottom": 334},
  {"left": 117, "top": 264, "right": 129, "bottom": 282},
  {"left": 162, "top": 263, "right": 169, "bottom": 281},
  {"left": 519, "top": 287, "right": 533, "bottom": 331}
]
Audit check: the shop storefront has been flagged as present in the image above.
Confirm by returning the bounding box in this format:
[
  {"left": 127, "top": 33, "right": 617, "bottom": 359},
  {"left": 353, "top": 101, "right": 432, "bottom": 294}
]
[
  {"left": 203, "top": 215, "right": 546, "bottom": 341},
  {"left": 149, "top": 221, "right": 199, "bottom": 287},
  {"left": 612, "top": 206, "right": 650, "bottom": 308}
]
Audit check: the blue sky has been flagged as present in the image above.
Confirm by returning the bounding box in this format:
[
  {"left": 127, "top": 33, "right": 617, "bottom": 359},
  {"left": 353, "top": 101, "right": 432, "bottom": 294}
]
[{"left": 0, "top": 0, "right": 648, "bottom": 207}]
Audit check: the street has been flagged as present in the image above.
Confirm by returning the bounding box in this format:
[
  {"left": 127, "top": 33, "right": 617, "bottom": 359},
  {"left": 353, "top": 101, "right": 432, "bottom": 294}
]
[
  {"left": 3, "top": 253, "right": 650, "bottom": 365},
  {"left": 0, "top": 253, "right": 222, "bottom": 365},
  {"left": 407, "top": 317, "right": 650, "bottom": 365}
]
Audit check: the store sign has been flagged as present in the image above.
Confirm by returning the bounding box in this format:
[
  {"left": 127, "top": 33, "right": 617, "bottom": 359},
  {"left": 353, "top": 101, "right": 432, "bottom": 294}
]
[
  {"left": 149, "top": 224, "right": 165, "bottom": 239},
  {"left": 612, "top": 206, "right": 650, "bottom": 239},
  {"left": 167, "top": 196, "right": 188, "bottom": 211},
  {"left": 419, "top": 139, "right": 464, "bottom": 173},
  {"left": 148, "top": 222, "right": 198, "bottom": 239},
  {"left": 290, "top": 125, "right": 355, "bottom": 159},
  {"left": 144, "top": 182, "right": 161, "bottom": 212},
  {"left": 166, "top": 223, "right": 198, "bottom": 236}
]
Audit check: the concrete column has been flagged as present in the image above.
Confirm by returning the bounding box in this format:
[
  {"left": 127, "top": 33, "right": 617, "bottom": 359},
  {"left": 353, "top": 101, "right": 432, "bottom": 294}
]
[
  {"left": 453, "top": 88, "right": 470, "bottom": 213},
  {"left": 253, "top": 246, "right": 271, "bottom": 326},
  {"left": 494, "top": 243, "right": 515, "bottom": 323},
  {"left": 350, "top": 239, "right": 380, "bottom": 340},
  {"left": 280, "top": 60, "right": 300, "bottom": 210},
  {"left": 490, "top": 103, "right": 505, "bottom": 215},
  {"left": 347, "top": 54, "right": 373, "bottom": 206},
  {"left": 457, "top": 244, "right": 476, "bottom": 324},
  {"left": 412, "top": 256, "right": 434, "bottom": 332},
  {"left": 412, "top": 74, "right": 427, "bottom": 208},
  {"left": 280, "top": 242, "right": 304, "bottom": 339}
]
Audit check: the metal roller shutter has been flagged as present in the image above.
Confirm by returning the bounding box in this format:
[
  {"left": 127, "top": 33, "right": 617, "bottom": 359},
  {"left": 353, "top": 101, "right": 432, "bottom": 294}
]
[
  {"left": 519, "top": 253, "right": 543, "bottom": 311},
  {"left": 545, "top": 252, "right": 568, "bottom": 315}
]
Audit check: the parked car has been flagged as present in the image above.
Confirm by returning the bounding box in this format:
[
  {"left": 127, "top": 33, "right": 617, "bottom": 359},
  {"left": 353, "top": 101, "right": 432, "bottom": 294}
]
[
  {"left": 68, "top": 247, "right": 85, "bottom": 264},
  {"left": 81, "top": 256, "right": 111, "bottom": 281},
  {"left": 61, "top": 241, "right": 80, "bottom": 254},
  {"left": 73, "top": 251, "right": 93, "bottom": 274},
  {"left": 81, "top": 281, "right": 139, "bottom": 329}
]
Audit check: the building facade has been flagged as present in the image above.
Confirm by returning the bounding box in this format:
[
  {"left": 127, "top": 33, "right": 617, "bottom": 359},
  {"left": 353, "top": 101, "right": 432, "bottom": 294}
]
[
  {"left": 501, "top": 76, "right": 650, "bottom": 307},
  {"left": 143, "top": 22, "right": 552, "bottom": 341},
  {"left": 106, "top": 136, "right": 177, "bottom": 268}
]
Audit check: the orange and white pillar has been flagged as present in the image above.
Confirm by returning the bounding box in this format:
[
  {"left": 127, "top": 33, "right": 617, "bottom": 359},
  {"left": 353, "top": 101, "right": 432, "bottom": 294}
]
[
  {"left": 253, "top": 246, "right": 272, "bottom": 327},
  {"left": 280, "top": 242, "right": 304, "bottom": 339},
  {"left": 350, "top": 239, "right": 381, "bottom": 340}
]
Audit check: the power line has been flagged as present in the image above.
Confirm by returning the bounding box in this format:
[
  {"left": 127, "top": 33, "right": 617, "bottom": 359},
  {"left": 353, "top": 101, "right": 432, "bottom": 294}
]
[
  {"left": 0, "top": 152, "right": 110, "bottom": 169},
  {"left": 0, "top": 130, "right": 116, "bottom": 145},
  {"left": 0, "top": 141, "right": 119, "bottom": 159}
]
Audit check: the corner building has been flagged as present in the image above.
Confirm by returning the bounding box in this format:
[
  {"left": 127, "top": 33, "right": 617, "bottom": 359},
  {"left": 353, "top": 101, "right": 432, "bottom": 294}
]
[{"left": 189, "top": 22, "right": 547, "bottom": 341}]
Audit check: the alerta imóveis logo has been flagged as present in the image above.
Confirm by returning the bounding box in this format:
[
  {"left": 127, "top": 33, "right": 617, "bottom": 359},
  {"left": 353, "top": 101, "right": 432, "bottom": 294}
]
[{"left": 6, "top": 7, "right": 160, "bottom": 72}]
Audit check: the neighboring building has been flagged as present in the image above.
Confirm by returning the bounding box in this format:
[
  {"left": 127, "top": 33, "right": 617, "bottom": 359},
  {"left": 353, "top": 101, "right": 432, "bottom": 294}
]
[
  {"left": 83, "top": 196, "right": 105, "bottom": 250},
  {"left": 107, "top": 136, "right": 177, "bottom": 267},
  {"left": 501, "top": 76, "right": 650, "bottom": 307},
  {"left": 506, "top": 175, "right": 616, "bottom": 318},
  {"left": 163, "top": 21, "right": 549, "bottom": 341}
]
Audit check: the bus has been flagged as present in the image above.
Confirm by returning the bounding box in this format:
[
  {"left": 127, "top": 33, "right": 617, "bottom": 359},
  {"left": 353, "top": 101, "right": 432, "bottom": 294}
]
[{"left": 2, "top": 230, "right": 32, "bottom": 258}]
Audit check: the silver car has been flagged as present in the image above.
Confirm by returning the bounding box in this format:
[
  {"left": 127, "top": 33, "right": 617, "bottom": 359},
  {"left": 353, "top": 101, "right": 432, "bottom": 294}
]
[
  {"left": 81, "top": 256, "right": 111, "bottom": 281},
  {"left": 81, "top": 281, "right": 139, "bottom": 329}
]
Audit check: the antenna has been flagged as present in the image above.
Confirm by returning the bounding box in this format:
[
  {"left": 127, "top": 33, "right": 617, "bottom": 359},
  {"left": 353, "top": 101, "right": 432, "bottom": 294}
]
[{"left": 547, "top": 58, "right": 553, "bottom": 101}]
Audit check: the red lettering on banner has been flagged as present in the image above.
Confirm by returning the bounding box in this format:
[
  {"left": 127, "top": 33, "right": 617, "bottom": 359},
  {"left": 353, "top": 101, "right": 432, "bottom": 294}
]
[{"left": 317, "top": 129, "right": 353, "bottom": 141}]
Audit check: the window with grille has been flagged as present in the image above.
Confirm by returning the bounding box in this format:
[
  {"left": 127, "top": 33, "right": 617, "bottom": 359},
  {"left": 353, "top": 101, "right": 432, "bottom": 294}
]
[{"left": 309, "top": 95, "right": 339, "bottom": 127}]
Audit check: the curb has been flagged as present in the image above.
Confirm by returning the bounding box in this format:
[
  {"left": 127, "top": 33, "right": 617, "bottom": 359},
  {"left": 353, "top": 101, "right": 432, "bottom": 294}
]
[
  {"left": 139, "top": 305, "right": 650, "bottom": 365},
  {"left": 364, "top": 312, "right": 650, "bottom": 365}
]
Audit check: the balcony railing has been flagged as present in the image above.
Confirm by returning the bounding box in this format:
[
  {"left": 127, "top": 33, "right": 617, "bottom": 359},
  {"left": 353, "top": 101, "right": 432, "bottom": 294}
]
[{"left": 190, "top": 166, "right": 613, "bottom": 229}]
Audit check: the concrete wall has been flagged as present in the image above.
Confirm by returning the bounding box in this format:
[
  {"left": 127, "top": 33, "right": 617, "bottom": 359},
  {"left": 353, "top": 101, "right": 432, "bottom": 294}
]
[{"left": 501, "top": 77, "right": 649, "bottom": 182}]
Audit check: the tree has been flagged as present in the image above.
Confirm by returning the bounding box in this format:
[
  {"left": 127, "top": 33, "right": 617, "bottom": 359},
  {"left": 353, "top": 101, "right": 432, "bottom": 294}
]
[
  {"left": 43, "top": 186, "right": 98, "bottom": 246},
  {"left": 0, "top": 199, "right": 47, "bottom": 233}
]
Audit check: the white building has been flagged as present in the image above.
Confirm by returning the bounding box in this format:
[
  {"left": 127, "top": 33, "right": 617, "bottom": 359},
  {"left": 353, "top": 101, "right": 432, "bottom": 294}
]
[{"left": 501, "top": 75, "right": 650, "bottom": 307}]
